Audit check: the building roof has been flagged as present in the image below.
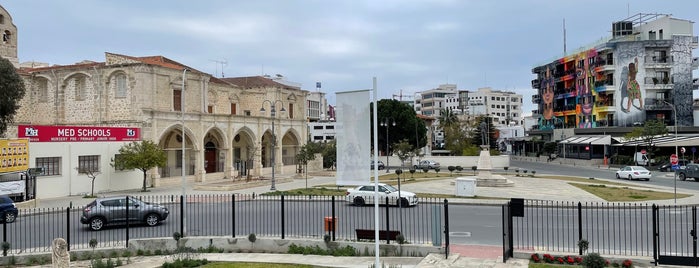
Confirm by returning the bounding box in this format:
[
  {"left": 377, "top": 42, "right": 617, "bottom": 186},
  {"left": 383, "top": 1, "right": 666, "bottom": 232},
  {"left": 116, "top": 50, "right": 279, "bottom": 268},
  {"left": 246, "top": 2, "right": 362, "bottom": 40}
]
[
  {"left": 220, "top": 76, "right": 300, "bottom": 90},
  {"left": 416, "top": 114, "right": 435, "bottom": 121}
]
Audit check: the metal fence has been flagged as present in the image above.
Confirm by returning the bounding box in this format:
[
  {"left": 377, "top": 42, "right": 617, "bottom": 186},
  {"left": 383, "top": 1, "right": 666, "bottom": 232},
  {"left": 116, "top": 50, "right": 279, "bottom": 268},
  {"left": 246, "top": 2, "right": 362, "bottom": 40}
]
[
  {"left": 0, "top": 194, "right": 447, "bottom": 254},
  {"left": 505, "top": 200, "right": 699, "bottom": 266}
]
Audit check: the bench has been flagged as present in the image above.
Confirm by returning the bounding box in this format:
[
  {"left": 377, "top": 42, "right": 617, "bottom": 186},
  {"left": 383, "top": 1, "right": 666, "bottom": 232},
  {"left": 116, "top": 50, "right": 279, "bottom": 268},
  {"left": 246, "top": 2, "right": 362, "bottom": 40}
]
[{"left": 355, "top": 229, "right": 401, "bottom": 241}]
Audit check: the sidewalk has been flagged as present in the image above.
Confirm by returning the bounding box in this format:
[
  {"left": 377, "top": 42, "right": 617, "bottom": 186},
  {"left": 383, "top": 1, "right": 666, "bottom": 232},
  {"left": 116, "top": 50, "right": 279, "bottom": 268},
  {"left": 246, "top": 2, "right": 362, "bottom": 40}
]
[{"left": 25, "top": 170, "right": 699, "bottom": 268}]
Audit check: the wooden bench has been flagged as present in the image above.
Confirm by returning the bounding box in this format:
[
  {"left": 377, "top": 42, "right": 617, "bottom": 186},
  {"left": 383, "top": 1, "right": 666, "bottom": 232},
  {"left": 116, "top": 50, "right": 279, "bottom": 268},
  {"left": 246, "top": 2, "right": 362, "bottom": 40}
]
[{"left": 355, "top": 229, "right": 401, "bottom": 241}]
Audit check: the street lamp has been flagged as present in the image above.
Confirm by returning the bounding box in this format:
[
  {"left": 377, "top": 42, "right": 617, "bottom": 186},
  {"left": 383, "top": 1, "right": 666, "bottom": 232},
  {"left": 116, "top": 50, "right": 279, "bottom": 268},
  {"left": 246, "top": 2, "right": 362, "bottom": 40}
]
[
  {"left": 260, "top": 100, "right": 286, "bottom": 191},
  {"left": 380, "top": 118, "right": 395, "bottom": 173},
  {"left": 662, "top": 100, "right": 678, "bottom": 203}
]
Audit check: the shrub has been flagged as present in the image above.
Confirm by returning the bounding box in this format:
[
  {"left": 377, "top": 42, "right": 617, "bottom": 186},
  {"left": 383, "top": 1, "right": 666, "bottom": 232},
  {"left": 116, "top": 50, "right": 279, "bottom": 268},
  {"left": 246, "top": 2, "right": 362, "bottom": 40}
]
[
  {"left": 448, "top": 166, "right": 455, "bottom": 175},
  {"left": 578, "top": 239, "right": 589, "bottom": 254},
  {"left": 471, "top": 166, "right": 477, "bottom": 175},
  {"left": 581, "top": 253, "right": 607, "bottom": 268},
  {"left": 248, "top": 233, "right": 257, "bottom": 243},
  {"left": 456, "top": 166, "right": 463, "bottom": 172},
  {"left": 409, "top": 169, "right": 416, "bottom": 178}
]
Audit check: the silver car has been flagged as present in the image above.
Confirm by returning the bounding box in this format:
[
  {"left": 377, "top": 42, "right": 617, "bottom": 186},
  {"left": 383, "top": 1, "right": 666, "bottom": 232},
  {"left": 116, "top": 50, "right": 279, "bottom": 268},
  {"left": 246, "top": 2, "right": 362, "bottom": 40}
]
[
  {"left": 414, "top": 160, "right": 440, "bottom": 170},
  {"left": 80, "top": 196, "right": 169, "bottom": 231}
]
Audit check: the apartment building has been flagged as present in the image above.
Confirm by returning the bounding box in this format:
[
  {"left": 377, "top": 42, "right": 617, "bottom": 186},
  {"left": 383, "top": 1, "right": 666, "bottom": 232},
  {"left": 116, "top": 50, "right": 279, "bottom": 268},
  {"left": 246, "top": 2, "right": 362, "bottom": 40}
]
[{"left": 531, "top": 13, "right": 698, "bottom": 133}]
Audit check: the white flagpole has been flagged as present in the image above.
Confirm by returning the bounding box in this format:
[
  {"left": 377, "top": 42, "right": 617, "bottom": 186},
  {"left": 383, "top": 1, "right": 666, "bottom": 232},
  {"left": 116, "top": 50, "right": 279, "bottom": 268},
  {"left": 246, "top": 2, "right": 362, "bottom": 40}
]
[{"left": 372, "top": 77, "right": 380, "bottom": 268}]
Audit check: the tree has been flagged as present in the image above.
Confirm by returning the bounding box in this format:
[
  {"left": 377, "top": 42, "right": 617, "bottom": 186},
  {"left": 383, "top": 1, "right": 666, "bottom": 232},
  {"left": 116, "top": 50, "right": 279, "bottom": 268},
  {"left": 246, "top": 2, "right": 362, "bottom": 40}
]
[
  {"left": 624, "top": 119, "right": 668, "bottom": 162},
  {"left": 393, "top": 139, "right": 419, "bottom": 169},
  {"left": 0, "top": 57, "right": 26, "bottom": 136},
  {"left": 295, "top": 143, "right": 319, "bottom": 188},
  {"left": 111, "top": 140, "right": 167, "bottom": 192},
  {"left": 470, "top": 115, "right": 497, "bottom": 149},
  {"left": 371, "top": 99, "right": 428, "bottom": 156},
  {"left": 76, "top": 166, "right": 100, "bottom": 197},
  {"left": 320, "top": 140, "right": 336, "bottom": 170}
]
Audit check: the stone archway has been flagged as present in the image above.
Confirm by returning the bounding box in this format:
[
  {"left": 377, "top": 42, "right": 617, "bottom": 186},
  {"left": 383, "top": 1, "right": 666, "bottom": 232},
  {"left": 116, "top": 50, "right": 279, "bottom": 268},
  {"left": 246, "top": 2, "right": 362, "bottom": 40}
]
[
  {"left": 203, "top": 128, "right": 225, "bottom": 174},
  {"left": 157, "top": 125, "right": 196, "bottom": 180},
  {"left": 260, "top": 130, "right": 274, "bottom": 168},
  {"left": 232, "top": 128, "right": 255, "bottom": 177},
  {"left": 281, "top": 131, "right": 301, "bottom": 165}
]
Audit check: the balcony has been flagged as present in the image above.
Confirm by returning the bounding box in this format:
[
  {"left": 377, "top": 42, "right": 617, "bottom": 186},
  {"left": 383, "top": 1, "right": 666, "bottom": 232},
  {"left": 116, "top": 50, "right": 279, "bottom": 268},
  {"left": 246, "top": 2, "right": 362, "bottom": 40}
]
[
  {"left": 693, "top": 57, "right": 699, "bottom": 70},
  {"left": 644, "top": 76, "right": 673, "bottom": 90},
  {"left": 532, "top": 94, "right": 540, "bottom": 104},
  {"left": 531, "top": 79, "right": 540, "bottom": 88},
  {"left": 644, "top": 98, "right": 673, "bottom": 111},
  {"left": 644, "top": 55, "right": 673, "bottom": 66},
  {"left": 594, "top": 58, "right": 615, "bottom": 72}
]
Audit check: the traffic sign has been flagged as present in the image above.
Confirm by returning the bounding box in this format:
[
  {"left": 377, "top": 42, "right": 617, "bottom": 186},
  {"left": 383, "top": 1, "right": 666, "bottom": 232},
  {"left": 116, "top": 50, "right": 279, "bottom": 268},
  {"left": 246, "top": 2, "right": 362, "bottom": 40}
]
[
  {"left": 641, "top": 149, "right": 647, "bottom": 154},
  {"left": 670, "top": 154, "right": 679, "bottom": 165},
  {"left": 681, "top": 147, "right": 686, "bottom": 154}
]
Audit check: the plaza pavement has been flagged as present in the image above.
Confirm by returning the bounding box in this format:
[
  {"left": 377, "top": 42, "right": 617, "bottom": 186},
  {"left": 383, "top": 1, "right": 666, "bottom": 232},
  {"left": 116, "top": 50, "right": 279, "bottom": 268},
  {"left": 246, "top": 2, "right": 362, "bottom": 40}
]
[{"left": 24, "top": 168, "right": 698, "bottom": 268}]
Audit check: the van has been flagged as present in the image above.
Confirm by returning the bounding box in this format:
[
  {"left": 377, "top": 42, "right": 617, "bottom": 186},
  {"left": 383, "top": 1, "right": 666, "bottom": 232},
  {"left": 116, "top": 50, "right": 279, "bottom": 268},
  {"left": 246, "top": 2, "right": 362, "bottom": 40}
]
[{"left": 634, "top": 152, "right": 652, "bottom": 166}]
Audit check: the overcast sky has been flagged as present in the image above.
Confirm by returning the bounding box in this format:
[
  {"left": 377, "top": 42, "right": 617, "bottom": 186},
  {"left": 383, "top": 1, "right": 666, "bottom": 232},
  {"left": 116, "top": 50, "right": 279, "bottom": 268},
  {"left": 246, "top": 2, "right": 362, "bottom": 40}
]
[{"left": 3, "top": 1, "right": 699, "bottom": 115}]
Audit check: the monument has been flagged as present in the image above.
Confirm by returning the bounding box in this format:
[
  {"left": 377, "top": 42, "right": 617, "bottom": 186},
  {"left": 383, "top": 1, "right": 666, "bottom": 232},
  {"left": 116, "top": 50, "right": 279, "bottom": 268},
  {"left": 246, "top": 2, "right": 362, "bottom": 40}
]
[
  {"left": 51, "top": 238, "right": 70, "bottom": 268},
  {"left": 474, "top": 121, "right": 512, "bottom": 187}
]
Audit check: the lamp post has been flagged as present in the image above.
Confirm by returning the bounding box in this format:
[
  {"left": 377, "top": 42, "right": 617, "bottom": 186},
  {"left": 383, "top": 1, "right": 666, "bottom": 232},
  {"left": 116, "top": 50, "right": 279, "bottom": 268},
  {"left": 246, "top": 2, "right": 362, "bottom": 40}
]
[
  {"left": 180, "top": 68, "right": 187, "bottom": 235},
  {"left": 663, "top": 100, "right": 678, "bottom": 203},
  {"left": 260, "top": 100, "right": 286, "bottom": 191},
  {"left": 380, "top": 118, "right": 395, "bottom": 173}
]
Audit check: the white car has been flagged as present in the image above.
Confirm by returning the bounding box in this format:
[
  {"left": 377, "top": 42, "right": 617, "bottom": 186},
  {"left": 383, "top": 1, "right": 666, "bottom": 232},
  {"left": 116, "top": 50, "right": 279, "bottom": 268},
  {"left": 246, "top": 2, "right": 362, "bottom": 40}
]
[
  {"left": 414, "top": 160, "right": 440, "bottom": 170},
  {"left": 345, "top": 183, "right": 418, "bottom": 207},
  {"left": 615, "top": 166, "right": 651, "bottom": 181}
]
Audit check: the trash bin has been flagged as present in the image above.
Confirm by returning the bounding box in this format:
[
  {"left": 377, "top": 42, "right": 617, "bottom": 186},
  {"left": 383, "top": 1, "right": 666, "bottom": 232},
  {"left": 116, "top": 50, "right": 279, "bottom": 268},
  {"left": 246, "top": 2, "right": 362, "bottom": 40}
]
[
  {"left": 455, "top": 177, "right": 477, "bottom": 197},
  {"left": 324, "top": 216, "right": 337, "bottom": 232}
]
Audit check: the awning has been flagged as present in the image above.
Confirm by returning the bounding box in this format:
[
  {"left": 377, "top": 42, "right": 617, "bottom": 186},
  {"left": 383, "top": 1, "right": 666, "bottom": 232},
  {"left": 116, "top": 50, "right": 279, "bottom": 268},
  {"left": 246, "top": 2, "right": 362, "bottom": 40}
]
[
  {"left": 613, "top": 134, "right": 699, "bottom": 148},
  {"left": 560, "top": 135, "right": 612, "bottom": 145}
]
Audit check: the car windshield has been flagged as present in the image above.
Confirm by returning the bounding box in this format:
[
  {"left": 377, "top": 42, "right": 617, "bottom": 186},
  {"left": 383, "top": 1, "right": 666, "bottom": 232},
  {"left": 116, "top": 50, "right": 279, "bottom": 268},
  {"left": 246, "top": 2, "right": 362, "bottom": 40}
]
[{"left": 383, "top": 184, "right": 397, "bottom": 192}]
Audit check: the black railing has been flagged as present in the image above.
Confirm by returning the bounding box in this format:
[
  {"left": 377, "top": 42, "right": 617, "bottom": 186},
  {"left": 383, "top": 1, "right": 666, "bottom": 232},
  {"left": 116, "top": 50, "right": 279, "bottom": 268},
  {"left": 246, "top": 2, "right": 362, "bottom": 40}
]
[
  {"left": 0, "top": 194, "right": 445, "bottom": 254},
  {"left": 508, "top": 200, "right": 699, "bottom": 264}
]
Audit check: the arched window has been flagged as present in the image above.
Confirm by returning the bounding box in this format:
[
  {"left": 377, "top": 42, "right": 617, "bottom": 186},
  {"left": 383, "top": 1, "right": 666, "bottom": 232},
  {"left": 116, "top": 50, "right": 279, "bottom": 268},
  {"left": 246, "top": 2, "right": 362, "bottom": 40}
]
[
  {"left": 35, "top": 78, "right": 49, "bottom": 102},
  {"left": 2, "top": 30, "right": 10, "bottom": 43},
  {"left": 75, "top": 76, "right": 87, "bottom": 101},
  {"left": 115, "top": 74, "right": 127, "bottom": 98}
]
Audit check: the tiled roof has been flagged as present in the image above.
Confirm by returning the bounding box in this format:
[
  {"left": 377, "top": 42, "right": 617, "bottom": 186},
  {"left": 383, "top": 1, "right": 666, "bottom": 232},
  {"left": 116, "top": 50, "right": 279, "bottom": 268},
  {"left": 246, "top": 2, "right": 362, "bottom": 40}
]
[{"left": 220, "top": 76, "right": 299, "bottom": 90}]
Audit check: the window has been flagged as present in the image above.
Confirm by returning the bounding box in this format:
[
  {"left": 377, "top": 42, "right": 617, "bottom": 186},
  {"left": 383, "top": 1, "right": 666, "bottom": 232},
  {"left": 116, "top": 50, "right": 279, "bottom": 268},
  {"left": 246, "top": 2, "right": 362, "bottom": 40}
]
[
  {"left": 313, "top": 126, "right": 323, "bottom": 129},
  {"left": 326, "top": 125, "right": 334, "bottom": 130},
  {"left": 2, "top": 30, "right": 10, "bottom": 43},
  {"left": 78, "top": 155, "right": 100, "bottom": 173},
  {"left": 325, "top": 136, "right": 334, "bottom": 140},
  {"left": 35, "top": 157, "right": 60, "bottom": 176},
  {"left": 230, "top": 103, "right": 236, "bottom": 115},
  {"left": 115, "top": 74, "right": 127, "bottom": 98},
  {"left": 173, "top": 90, "right": 182, "bottom": 111},
  {"left": 113, "top": 154, "right": 127, "bottom": 171},
  {"left": 288, "top": 103, "right": 294, "bottom": 119},
  {"left": 313, "top": 136, "right": 323, "bottom": 141},
  {"left": 176, "top": 150, "right": 182, "bottom": 168},
  {"left": 244, "top": 110, "right": 251, "bottom": 116},
  {"left": 207, "top": 105, "right": 213, "bottom": 113}
]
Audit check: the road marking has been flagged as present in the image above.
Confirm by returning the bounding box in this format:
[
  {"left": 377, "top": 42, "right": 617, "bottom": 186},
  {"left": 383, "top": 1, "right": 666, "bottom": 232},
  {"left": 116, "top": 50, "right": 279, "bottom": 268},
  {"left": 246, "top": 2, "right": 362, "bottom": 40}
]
[{"left": 449, "top": 231, "right": 471, "bottom": 237}]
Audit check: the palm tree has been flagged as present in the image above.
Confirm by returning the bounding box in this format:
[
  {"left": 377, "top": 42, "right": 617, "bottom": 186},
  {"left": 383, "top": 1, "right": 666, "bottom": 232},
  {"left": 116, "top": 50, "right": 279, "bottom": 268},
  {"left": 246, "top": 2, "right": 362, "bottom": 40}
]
[{"left": 438, "top": 109, "right": 458, "bottom": 129}]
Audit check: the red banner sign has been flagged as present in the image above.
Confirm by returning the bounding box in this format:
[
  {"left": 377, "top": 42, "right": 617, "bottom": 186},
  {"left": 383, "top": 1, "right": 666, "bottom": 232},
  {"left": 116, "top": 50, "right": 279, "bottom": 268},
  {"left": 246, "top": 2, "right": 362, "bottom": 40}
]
[{"left": 18, "top": 125, "right": 141, "bottom": 142}]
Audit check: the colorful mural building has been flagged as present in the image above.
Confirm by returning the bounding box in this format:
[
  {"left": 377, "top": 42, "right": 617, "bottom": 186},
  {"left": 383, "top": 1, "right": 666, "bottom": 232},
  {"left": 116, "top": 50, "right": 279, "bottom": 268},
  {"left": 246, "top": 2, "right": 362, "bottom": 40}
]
[{"left": 531, "top": 13, "right": 698, "bottom": 134}]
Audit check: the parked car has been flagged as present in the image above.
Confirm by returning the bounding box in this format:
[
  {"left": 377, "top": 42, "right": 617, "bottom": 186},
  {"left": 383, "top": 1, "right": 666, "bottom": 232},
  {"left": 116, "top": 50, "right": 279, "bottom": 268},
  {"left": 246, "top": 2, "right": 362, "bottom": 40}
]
[
  {"left": 615, "top": 166, "right": 651, "bottom": 181},
  {"left": 81, "top": 196, "right": 170, "bottom": 231},
  {"left": 676, "top": 164, "right": 699, "bottom": 181},
  {"left": 0, "top": 196, "right": 18, "bottom": 223},
  {"left": 345, "top": 183, "right": 418, "bottom": 207},
  {"left": 658, "top": 159, "right": 690, "bottom": 172},
  {"left": 371, "top": 160, "right": 385, "bottom": 170},
  {"left": 414, "top": 160, "right": 440, "bottom": 170}
]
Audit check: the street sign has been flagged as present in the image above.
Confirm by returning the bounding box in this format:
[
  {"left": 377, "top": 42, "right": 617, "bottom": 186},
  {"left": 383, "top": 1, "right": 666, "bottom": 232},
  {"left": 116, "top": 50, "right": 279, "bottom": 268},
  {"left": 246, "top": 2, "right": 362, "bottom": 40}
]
[
  {"left": 681, "top": 147, "right": 686, "bottom": 154},
  {"left": 670, "top": 154, "right": 679, "bottom": 165},
  {"left": 641, "top": 149, "right": 647, "bottom": 154}
]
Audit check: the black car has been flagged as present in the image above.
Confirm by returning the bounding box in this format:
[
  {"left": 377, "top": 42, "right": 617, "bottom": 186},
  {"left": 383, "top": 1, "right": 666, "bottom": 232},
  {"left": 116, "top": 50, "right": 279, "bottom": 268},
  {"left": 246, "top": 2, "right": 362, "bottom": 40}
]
[
  {"left": 0, "top": 196, "right": 18, "bottom": 223},
  {"left": 658, "top": 159, "right": 690, "bottom": 172}
]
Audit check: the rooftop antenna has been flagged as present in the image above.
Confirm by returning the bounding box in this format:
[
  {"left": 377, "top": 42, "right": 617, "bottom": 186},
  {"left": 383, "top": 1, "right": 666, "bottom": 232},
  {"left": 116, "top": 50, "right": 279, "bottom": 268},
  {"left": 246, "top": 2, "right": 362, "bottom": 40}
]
[
  {"left": 563, "top": 18, "right": 567, "bottom": 56},
  {"left": 209, "top": 58, "right": 227, "bottom": 77}
]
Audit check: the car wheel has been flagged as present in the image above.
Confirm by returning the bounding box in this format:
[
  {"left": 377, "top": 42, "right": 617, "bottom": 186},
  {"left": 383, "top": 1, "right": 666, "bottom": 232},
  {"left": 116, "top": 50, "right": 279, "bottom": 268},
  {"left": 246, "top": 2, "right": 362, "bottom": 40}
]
[
  {"left": 615, "top": 173, "right": 620, "bottom": 179},
  {"left": 145, "top": 213, "right": 160, "bottom": 226},
  {"left": 379, "top": 166, "right": 384, "bottom": 170},
  {"left": 680, "top": 173, "right": 687, "bottom": 181},
  {"left": 353, "top": 197, "right": 365, "bottom": 206},
  {"left": 90, "top": 217, "right": 106, "bottom": 231},
  {"left": 628, "top": 175, "right": 633, "bottom": 180},
  {"left": 413, "top": 165, "right": 418, "bottom": 170},
  {"left": 397, "top": 198, "right": 410, "bottom": 208},
  {"left": 3, "top": 212, "right": 16, "bottom": 223}
]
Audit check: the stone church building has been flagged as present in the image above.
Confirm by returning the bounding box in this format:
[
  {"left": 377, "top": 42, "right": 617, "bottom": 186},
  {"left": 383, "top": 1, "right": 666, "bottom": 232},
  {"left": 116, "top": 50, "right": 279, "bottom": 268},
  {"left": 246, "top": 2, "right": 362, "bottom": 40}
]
[{"left": 0, "top": 5, "right": 309, "bottom": 198}]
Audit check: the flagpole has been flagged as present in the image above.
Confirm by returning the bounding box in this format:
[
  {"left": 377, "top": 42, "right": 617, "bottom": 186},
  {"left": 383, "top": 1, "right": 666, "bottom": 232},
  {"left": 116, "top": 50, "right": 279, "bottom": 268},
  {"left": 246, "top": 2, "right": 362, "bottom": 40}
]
[{"left": 372, "top": 77, "right": 380, "bottom": 268}]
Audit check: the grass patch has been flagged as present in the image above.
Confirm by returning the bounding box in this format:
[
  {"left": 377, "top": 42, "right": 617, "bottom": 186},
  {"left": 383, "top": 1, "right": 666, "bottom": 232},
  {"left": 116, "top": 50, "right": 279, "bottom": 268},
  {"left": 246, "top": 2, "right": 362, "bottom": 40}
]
[
  {"left": 201, "top": 262, "right": 322, "bottom": 268},
  {"left": 570, "top": 183, "right": 691, "bottom": 202}
]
